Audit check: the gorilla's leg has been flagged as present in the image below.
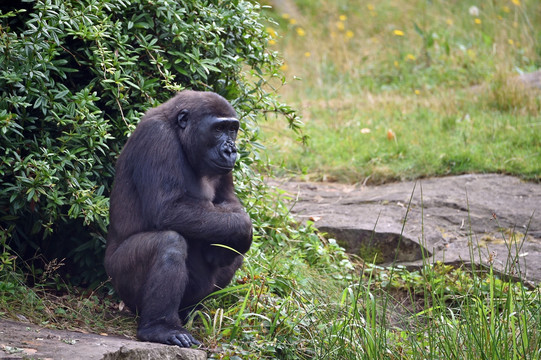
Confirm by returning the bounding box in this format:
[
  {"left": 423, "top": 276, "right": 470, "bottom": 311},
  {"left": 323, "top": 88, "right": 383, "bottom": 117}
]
[
  {"left": 105, "top": 231, "right": 200, "bottom": 347},
  {"left": 214, "top": 255, "right": 244, "bottom": 290},
  {"left": 178, "top": 253, "right": 243, "bottom": 321}
]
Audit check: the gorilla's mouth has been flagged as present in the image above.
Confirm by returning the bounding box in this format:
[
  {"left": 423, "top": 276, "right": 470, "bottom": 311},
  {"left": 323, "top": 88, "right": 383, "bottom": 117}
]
[{"left": 211, "top": 159, "right": 235, "bottom": 171}]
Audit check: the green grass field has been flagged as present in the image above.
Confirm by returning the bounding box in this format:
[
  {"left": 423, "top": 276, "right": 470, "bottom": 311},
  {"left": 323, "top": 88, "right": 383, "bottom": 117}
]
[{"left": 262, "top": 0, "right": 541, "bottom": 183}]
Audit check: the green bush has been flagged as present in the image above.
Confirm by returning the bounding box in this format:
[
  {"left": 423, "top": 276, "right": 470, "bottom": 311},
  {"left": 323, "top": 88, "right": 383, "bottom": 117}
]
[{"left": 0, "top": 0, "right": 296, "bottom": 285}]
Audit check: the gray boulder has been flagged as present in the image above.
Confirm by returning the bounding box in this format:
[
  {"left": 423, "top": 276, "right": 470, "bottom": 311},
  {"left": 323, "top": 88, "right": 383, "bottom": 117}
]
[{"left": 271, "top": 174, "right": 541, "bottom": 285}]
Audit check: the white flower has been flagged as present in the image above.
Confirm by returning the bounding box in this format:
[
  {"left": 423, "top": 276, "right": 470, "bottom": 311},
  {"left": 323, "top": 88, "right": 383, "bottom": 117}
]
[{"left": 468, "top": 6, "right": 480, "bottom": 16}]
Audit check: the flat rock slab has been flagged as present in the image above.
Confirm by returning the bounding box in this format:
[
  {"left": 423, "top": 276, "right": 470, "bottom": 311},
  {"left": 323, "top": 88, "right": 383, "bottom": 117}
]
[
  {"left": 271, "top": 174, "right": 541, "bottom": 285},
  {"left": 0, "top": 319, "right": 206, "bottom": 360}
]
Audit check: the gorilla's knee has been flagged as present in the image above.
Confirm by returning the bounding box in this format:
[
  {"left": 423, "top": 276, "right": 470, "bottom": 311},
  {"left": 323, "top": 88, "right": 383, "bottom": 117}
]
[
  {"left": 155, "top": 231, "right": 188, "bottom": 254},
  {"left": 151, "top": 231, "right": 186, "bottom": 267}
]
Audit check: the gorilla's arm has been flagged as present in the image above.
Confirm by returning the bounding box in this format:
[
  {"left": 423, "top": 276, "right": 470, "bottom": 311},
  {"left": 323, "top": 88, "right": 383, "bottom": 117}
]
[{"left": 161, "top": 197, "right": 252, "bottom": 254}]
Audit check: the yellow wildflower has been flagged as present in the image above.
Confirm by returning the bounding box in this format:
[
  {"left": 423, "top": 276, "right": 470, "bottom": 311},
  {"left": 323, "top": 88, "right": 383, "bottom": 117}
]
[
  {"left": 339, "top": 15, "right": 347, "bottom": 21},
  {"left": 345, "top": 30, "right": 354, "bottom": 39},
  {"left": 280, "top": 63, "right": 288, "bottom": 71},
  {"left": 405, "top": 53, "right": 416, "bottom": 61},
  {"left": 474, "top": 18, "right": 482, "bottom": 24},
  {"left": 367, "top": 4, "right": 375, "bottom": 11},
  {"left": 394, "top": 60, "right": 399, "bottom": 68},
  {"left": 511, "top": 0, "right": 521, "bottom": 6},
  {"left": 503, "top": 5, "right": 510, "bottom": 13},
  {"left": 446, "top": 19, "right": 453, "bottom": 25},
  {"left": 296, "top": 27, "right": 306, "bottom": 37},
  {"left": 304, "top": 52, "right": 311, "bottom": 57},
  {"left": 508, "top": 39, "right": 514, "bottom": 45},
  {"left": 393, "top": 29, "right": 404, "bottom": 36},
  {"left": 336, "top": 21, "right": 345, "bottom": 31},
  {"left": 269, "top": 39, "right": 276, "bottom": 45},
  {"left": 282, "top": 13, "right": 290, "bottom": 19},
  {"left": 415, "top": 89, "right": 421, "bottom": 95},
  {"left": 266, "top": 27, "right": 276, "bottom": 37},
  {"left": 289, "top": 18, "right": 297, "bottom": 25}
]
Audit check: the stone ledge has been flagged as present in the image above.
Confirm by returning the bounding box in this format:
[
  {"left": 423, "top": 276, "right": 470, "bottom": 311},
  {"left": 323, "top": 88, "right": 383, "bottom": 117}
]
[{"left": 0, "top": 319, "right": 206, "bottom": 360}]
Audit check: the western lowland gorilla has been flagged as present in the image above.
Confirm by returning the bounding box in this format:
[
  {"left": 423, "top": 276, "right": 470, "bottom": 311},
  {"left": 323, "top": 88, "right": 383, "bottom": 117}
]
[{"left": 104, "top": 90, "right": 253, "bottom": 347}]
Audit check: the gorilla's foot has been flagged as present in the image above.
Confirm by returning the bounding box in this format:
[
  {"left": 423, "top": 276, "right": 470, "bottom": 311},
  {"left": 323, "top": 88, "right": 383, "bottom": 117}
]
[{"left": 137, "top": 322, "right": 201, "bottom": 348}]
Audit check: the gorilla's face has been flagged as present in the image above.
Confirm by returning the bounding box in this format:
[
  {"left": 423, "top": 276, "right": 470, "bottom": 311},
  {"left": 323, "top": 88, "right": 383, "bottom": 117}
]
[
  {"left": 173, "top": 92, "right": 240, "bottom": 177},
  {"left": 199, "top": 115, "right": 239, "bottom": 175}
]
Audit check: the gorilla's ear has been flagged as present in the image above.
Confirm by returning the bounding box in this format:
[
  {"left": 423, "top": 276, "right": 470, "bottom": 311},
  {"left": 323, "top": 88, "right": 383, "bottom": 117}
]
[{"left": 177, "top": 109, "right": 189, "bottom": 129}]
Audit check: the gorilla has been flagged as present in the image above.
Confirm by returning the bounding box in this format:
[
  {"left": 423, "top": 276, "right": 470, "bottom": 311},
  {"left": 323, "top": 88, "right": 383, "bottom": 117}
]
[{"left": 104, "top": 90, "right": 253, "bottom": 347}]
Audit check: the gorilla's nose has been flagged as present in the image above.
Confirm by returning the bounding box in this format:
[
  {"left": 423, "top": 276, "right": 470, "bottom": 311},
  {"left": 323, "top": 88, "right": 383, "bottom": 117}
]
[{"left": 223, "top": 141, "right": 237, "bottom": 156}]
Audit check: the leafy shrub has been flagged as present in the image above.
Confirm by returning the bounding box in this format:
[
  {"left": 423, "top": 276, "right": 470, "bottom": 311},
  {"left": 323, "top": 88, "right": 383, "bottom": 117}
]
[{"left": 0, "top": 0, "right": 297, "bottom": 285}]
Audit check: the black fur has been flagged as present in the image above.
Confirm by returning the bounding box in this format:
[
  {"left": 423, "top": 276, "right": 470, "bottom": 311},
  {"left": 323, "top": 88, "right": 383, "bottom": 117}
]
[{"left": 104, "top": 91, "right": 253, "bottom": 347}]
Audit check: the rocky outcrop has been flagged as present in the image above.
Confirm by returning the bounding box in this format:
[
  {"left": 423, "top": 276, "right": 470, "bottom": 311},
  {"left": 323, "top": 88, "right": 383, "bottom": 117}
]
[
  {"left": 271, "top": 174, "right": 541, "bottom": 285},
  {"left": 0, "top": 319, "right": 206, "bottom": 360}
]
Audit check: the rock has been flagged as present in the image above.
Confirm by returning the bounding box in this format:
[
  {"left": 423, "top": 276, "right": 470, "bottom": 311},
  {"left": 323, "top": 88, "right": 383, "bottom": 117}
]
[
  {"left": 271, "top": 174, "right": 541, "bottom": 285},
  {"left": 470, "top": 70, "right": 541, "bottom": 92},
  {"left": 0, "top": 319, "right": 206, "bottom": 360},
  {"left": 516, "top": 70, "right": 541, "bottom": 89},
  {"left": 103, "top": 345, "right": 206, "bottom": 360}
]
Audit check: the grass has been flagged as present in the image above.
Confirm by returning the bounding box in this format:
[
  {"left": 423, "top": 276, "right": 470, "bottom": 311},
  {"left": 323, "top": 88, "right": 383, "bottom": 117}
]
[
  {"left": 2, "top": 219, "right": 540, "bottom": 359},
  {"left": 187, "top": 216, "right": 541, "bottom": 359},
  {"left": 261, "top": 0, "right": 541, "bottom": 183},
  {"left": 0, "top": 261, "right": 135, "bottom": 337}
]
